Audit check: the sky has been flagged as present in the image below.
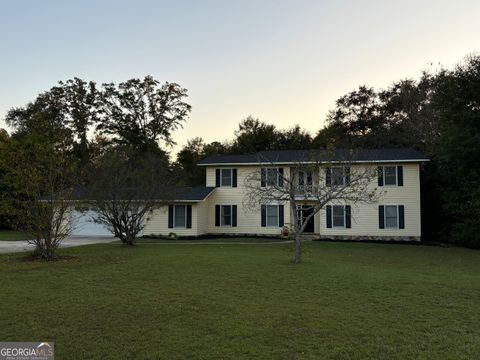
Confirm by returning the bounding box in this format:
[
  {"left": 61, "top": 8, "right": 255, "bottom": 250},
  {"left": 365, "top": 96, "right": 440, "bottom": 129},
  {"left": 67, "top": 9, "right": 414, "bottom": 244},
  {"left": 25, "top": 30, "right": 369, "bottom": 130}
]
[{"left": 1, "top": 0, "right": 479, "bottom": 154}]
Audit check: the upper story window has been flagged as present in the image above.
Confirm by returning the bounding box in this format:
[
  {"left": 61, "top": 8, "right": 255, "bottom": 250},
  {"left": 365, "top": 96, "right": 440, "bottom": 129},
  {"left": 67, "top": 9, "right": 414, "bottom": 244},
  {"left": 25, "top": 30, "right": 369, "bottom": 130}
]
[
  {"left": 216, "top": 168, "right": 237, "bottom": 187},
  {"left": 261, "top": 168, "right": 283, "bottom": 187},
  {"left": 298, "top": 170, "right": 313, "bottom": 187},
  {"left": 378, "top": 166, "right": 403, "bottom": 187},
  {"left": 384, "top": 166, "right": 397, "bottom": 186},
  {"left": 221, "top": 169, "right": 232, "bottom": 187},
  {"left": 266, "top": 168, "right": 278, "bottom": 186},
  {"left": 327, "top": 166, "right": 350, "bottom": 186}
]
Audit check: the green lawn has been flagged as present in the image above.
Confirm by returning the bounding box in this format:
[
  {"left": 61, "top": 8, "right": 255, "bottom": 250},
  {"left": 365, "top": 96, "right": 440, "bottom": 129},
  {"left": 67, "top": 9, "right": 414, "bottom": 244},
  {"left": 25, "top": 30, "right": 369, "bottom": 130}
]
[
  {"left": 0, "top": 229, "right": 32, "bottom": 241},
  {"left": 0, "top": 241, "right": 479, "bottom": 359}
]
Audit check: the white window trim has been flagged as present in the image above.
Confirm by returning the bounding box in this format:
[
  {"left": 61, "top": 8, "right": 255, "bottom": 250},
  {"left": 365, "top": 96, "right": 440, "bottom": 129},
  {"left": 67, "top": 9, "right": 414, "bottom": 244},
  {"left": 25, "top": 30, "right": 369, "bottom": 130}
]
[
  {"left": 173, "top": 205, "right": 187, "bottom": 228},
  {"left": 266, "top": 204, "right": 280, "bottom": 227},
  {"left": 331, "top": 204, "right": 346, "bottom": 228},
  {"left": 384, "top": 204, "right": 399, "bottom": 229},
  {"left": 220, "top": 168, "right": 233, "bottom": 187},
  {"left": 383, "top": 166, "right": 398, "bottom": 187},
  {"left": 220, "top": 204, "right": 233, "bottom": 227}
]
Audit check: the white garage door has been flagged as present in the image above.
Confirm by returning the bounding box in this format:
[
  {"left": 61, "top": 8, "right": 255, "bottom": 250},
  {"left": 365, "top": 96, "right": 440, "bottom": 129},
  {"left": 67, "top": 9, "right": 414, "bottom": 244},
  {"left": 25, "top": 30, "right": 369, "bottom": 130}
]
[{"left": 70, "top": 211, "right": 112, "bottom": 236}]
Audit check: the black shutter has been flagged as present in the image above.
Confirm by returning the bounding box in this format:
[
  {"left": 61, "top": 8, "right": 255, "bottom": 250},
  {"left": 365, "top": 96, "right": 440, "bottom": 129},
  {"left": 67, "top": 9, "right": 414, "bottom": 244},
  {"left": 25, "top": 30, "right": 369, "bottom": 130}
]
[
  {"left": 215, "top": 169, "right": 220, "bottom": 187},
  {"left": 215, "top": 205, "right": 220, "bottom": 226},
  {"left": 379, "top": 205, "right": 385, "bottom": 229},
  {"left": 326, "top": 205, "right": 332, "bottom": 228},
  {"left": 186, "top": 205, "right": 192, "bottom": 228},
  {"left": 326, "top": 167, "right": 331, "bottom": 186},
  {"left": 261, "top": 168, "right": 266, "bottom": 187},
  {"left": 279, "top": 205, "right": 284, "bottom": 227},
  {"left": 168, "top": 205, "right": 174, "bottom": 228},
  {"left": 278, "top": 168, "right": 284, "bottom": 186},
  {"left": 398, "top": 205, "right": 405, "bottom": 229},
  {"left": 261, "top": 205, "right": 266, "bottom": 227},
  {"left": 345, "top": 205, "right": 351, "bottom": 228},
  {"left": 397, "top": 166, "right": 403, "bottom": 186},
  {"left": 378, "top": 166, "right": 384, "bottom": 186},
  {"left": 232, "top": 205, "right": 237, "bottom": 227},
  {"left": 232, "top": 169, "right": 237, "bottom": 188},
  {"left": 345, "top": 167, "right": 351, "bottom": 185}
]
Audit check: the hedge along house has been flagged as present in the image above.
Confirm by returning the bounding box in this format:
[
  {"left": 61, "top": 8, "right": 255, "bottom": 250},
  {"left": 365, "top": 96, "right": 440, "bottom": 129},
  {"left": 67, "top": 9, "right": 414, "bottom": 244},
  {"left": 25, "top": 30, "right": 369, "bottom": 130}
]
[{"left": 140, "top": 148, "right": 429, "bottom": 241}]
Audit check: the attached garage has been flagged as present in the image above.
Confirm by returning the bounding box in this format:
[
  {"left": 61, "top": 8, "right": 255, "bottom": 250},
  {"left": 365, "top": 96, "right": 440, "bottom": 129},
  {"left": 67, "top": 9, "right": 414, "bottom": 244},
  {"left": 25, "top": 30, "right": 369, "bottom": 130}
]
[{"left": 70, "top": 210, "right": 112, "bottom": 236}]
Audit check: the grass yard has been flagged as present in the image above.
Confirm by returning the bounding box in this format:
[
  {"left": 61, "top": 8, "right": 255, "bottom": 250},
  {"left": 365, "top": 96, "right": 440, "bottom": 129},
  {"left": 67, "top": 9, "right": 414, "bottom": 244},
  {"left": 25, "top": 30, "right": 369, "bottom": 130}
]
[
  {"left": 0, "top": 241, "right": 479, "bottom": 359},
  {"left": 0, "top": 230, "right": 32, "bottom": 241}
]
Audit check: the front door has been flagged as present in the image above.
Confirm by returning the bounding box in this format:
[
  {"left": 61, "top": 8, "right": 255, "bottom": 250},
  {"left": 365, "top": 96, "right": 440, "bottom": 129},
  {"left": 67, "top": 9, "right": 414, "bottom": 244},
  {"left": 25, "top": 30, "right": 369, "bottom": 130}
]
[{"left": 297, "top": 205, "right": 315, "bottom": 233}]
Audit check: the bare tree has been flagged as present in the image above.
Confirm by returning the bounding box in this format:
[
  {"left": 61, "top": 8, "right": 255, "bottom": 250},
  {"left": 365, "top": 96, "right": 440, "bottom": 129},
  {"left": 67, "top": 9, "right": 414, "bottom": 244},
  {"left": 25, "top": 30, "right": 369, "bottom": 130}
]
[
  {"left": 86, "top": 148, "right": 177, "bottom": 246},
  {"left": 243, "top": 150, "right": 379, "bottom": 264}
]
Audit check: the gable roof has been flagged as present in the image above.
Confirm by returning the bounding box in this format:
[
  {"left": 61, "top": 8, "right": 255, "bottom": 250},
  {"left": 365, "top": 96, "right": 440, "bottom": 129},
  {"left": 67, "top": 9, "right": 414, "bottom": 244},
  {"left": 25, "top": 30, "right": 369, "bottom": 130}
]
[
  {"left": 173, "top": 186, "right": 216, "bottom": 201},
  {"left": 198, "top": 148, "right": 429, "bottom": 166}
]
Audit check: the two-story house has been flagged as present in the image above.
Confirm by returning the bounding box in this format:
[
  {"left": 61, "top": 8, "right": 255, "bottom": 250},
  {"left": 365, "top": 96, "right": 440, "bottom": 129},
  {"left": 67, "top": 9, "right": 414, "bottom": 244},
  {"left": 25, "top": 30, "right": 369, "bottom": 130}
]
[{"left": 141, "top": 148, "right": 429, "bottom": 241}]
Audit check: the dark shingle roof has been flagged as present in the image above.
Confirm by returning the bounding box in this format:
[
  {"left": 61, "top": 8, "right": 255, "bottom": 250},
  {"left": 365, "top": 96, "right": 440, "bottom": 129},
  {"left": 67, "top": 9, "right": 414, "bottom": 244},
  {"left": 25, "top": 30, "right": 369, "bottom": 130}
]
[
  {"left": 173, "top": 186, "right": 216, "bottom": 201},
  {"left": 198, "top": 148, "right": 429, "bottom": 166}
]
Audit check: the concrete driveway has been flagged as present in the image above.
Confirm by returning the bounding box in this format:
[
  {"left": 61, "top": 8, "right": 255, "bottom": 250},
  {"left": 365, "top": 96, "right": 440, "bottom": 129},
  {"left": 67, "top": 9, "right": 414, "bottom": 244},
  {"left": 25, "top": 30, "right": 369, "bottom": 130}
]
[{"left": 0, "top": 236, "right": 117, "bottom": 254}]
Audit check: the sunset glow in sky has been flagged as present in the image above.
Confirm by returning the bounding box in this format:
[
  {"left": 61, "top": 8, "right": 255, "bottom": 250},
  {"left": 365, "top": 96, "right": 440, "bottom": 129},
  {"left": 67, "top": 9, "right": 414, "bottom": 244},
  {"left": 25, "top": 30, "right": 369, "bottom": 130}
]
[{"left": 1, "top": 0, "right": 479, "bottom": 152}]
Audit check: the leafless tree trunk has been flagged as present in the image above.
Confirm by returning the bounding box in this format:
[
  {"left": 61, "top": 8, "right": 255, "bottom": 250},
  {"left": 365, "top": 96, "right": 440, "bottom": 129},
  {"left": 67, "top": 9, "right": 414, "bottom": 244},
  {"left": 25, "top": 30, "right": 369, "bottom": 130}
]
[{"left": 243, "top": 150, "right": 380, "bottom": 264}]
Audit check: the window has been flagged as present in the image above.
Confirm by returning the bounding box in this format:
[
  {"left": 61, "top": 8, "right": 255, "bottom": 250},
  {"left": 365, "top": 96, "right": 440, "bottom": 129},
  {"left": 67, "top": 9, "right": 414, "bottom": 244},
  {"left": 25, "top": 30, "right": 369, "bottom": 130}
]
[
  {"left": 385, "top": 205, "right": 398, "bottom": 228},
  {"left": 266, "top": 205, "right": 279, "bottom": 227},
  {"left": 220, "top": 205, "right": 232, "bottom": 226},
  {"left": 298, "top": 170, "right": 313, "bottom": 186},
  {"left": 384, "top": 166, "right": 397, "bottom": 186},
  {"left": 221, "top": 169, "right": 232, "bottom": 187},
  {"left": 266, "top": 168, "right": 278, "bottom": 186},
  {"left": 331, "top": 167, "right": 349, "bottom": 186},
  {"left": 174, "top": 205, "right": 186, "bottom": 228},
  {"left": 332, "top": 205, "right": 345, "bottom": 227}
]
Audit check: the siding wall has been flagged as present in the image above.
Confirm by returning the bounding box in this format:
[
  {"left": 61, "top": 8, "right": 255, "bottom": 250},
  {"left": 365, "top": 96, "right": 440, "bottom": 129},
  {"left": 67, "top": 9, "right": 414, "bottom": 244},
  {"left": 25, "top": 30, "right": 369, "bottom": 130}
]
[
  {"left": 207, "top": 163, "right": 421, "bottom": 239},
  {"left": 317, "top": 163, "right": 421, "bottom": 238},
  {"left": 206, "top": 166, "right": 290, "bottom": 235},
  {"left": 144, "top": 162, "right": 422, "bottom": 239},
  {"left": 143, "top": 202, "right": 209, "bottom": 236}
]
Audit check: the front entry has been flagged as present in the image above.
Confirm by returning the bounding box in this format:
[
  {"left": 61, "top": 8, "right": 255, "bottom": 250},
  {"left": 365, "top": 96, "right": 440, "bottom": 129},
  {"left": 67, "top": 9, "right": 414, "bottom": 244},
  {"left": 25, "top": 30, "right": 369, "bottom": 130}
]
[{"left": 297, "top": 205, "right": 315, "bottom": 233}]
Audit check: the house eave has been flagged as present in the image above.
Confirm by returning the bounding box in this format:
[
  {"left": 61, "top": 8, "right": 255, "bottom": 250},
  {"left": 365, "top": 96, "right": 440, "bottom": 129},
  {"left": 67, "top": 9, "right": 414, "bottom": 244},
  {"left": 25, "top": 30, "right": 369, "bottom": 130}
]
[{"left": 197, "top": 159, "right": 430, "bottom": 167}]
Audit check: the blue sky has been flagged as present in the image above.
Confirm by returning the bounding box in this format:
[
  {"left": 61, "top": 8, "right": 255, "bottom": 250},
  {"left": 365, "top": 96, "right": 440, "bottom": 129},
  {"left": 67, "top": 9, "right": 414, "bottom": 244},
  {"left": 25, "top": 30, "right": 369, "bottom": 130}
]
[{"left": 1, "top": 0, "right": 479, "bottom": 151}]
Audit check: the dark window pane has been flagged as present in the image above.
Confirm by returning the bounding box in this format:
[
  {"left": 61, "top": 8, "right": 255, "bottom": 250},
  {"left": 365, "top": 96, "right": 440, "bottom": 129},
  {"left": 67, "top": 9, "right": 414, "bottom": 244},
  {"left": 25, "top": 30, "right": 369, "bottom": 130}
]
[
  {"left": 332, "top": 205, "right": 345, "bottom": 227},
  {"left": 174, "top": 205, "right": 186, "bottom": 228},
  {"left": 384, "top": 166, "right": 397, "bottom": 186},
  {"left": 266, "top": 205, "right": 279, "bottom": 226},
  {"left": 266, "top": 168, "right": 278, "bottom": 186},
  {"left": 332, "top": 167, "right": 344, "bottom": 186},
  {"left": 385, "top": 205, "right": 398, "bottom": 228},
  {"left": 221, "top": 169, "right": 232, "bottom": 186},
  {"left": 221, "top": 205, "right": 232, "bottom": 226}
]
